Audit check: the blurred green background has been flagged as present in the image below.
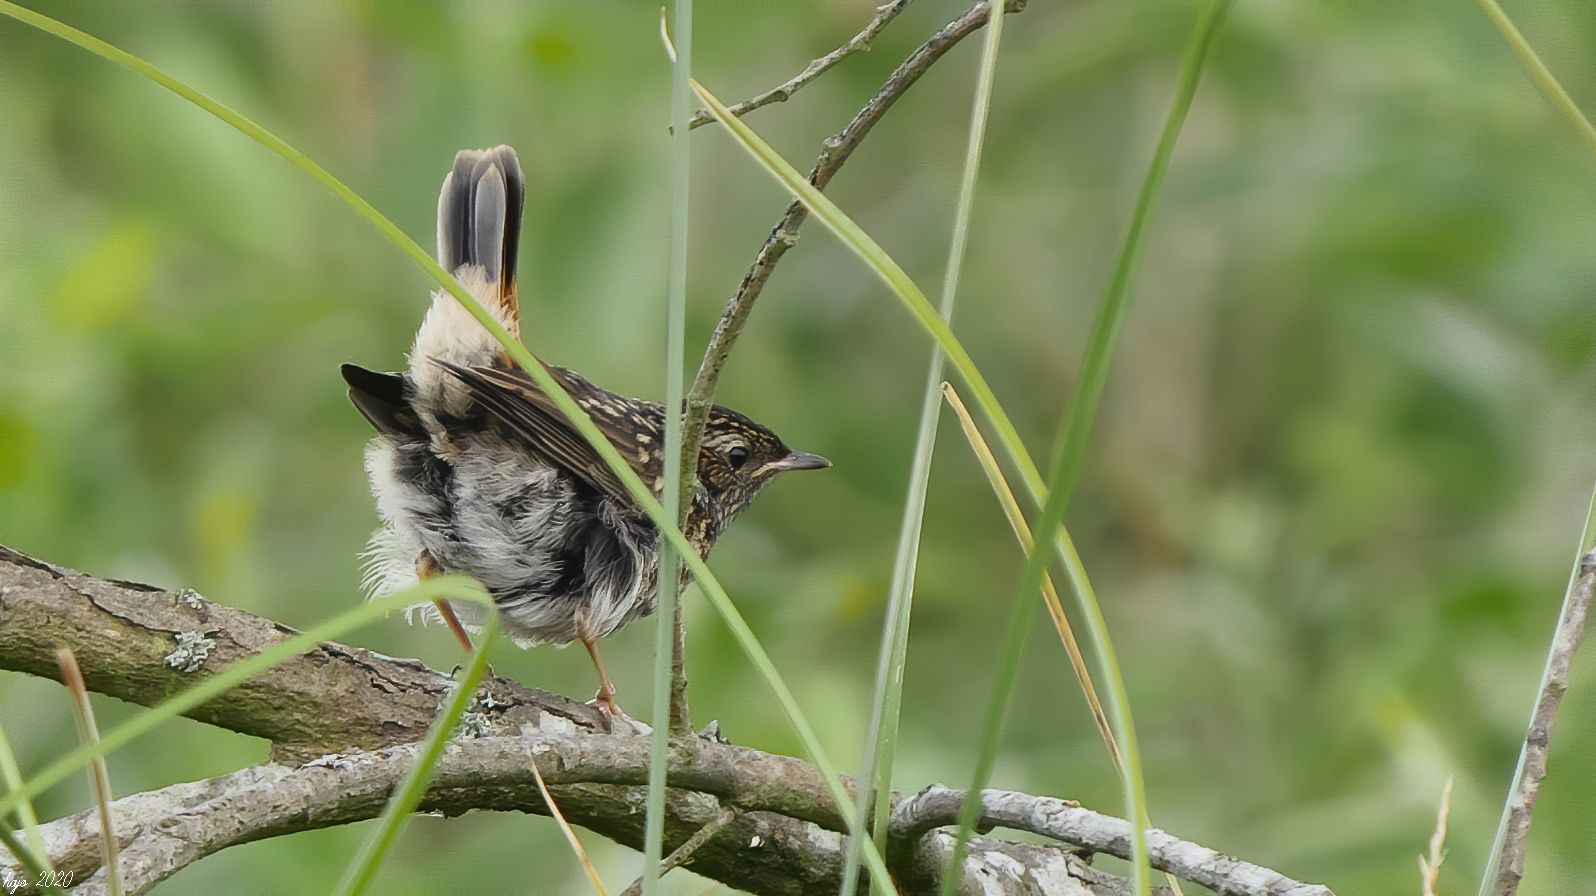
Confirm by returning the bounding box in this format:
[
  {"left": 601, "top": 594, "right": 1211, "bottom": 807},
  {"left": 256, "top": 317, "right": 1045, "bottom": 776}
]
[{"left": 3, "top": 0, "right": 1596, "bottom": 893}]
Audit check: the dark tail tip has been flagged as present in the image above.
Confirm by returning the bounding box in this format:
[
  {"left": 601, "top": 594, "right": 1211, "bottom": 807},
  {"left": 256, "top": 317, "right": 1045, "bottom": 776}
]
[{"left": 435, "top": 146, "right": 525, "bottom": 291}]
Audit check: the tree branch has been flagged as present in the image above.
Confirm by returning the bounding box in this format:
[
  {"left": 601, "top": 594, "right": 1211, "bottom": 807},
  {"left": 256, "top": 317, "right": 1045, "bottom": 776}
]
[
  {"left": 9, "top": 752, "right": 1122, "bottom": 896},
  {"left": 891, "top": 786, "right": 1335, "bottom": 896},
  {"left": 0, "top": 545, "right": 608, "bottom": 762},
  {"left": 0, "top": 546, "right": 1332, "bottom": 896},
  {"left": 1487, "top": 548, "right": 1596, "bottom": 896}
]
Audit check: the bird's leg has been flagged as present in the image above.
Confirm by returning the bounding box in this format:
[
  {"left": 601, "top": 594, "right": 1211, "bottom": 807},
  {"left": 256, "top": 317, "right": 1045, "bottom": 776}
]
[
  {"left": 416, "top": 552, "right": 476, "bottom": 654},
  {"left": 582, "top": 636, "right": 622, "bottom": 718}
]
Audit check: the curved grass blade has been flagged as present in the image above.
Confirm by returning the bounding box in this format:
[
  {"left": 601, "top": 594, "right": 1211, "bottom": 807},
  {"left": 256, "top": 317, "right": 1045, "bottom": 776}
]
[
  {"left": 0, "top": 724, "right": 52, "bottom": 877},
  {"left": 335, "top": 617, "right": 499, "bottom": 896},
  {"left": 1047, "top": 0, "right": 1235, "bottom": 509},
  {"left": 689, "top": 75, "right": 1041, "bottom": 499},
  {"left": 945, "top": 384, "right": 1208, "bottom": 894},
  {"left": 941, "top": 384, "right": 1119, "bottom": 772},
  {"left": 1475, "top": 0, "right": 1596, "bottom": 159},
  {"left": 942, "top": 3, "right": 1233, "bottom": 890},
  {"left": 686, "top": 4, "right": 1232, "bottom": 891},
  {"left": 0, "top": 5, "right": 895, "bottom": 886},
  {"left": 938, "top": 480, "right": 1139, "bottom": 896},
  {"left": 0, "top": 733, "right": 65, "bottom": 896},
  {"left": 0, "top": 576, "right": 493, "bottom": 819},
  {"left": 842, "top": 3, "right": 1007, "bottom": 892},
  {"left": 688, "top": 70, "right": 1144, "bottom": 894},
  {"left": 645, "top": 2, "right": 694, "bottom": 894}
]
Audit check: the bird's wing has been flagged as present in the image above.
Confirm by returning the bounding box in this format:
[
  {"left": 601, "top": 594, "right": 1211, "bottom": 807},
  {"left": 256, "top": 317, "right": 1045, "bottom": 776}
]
[{"left": 436, "top": 361, "right": 662, "bottom": 504}]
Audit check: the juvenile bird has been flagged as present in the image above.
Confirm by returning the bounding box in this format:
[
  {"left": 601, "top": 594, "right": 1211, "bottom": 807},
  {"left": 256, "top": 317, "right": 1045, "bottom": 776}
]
[{"left": 342, "top": 146, "right": 829, "bottom": 716}]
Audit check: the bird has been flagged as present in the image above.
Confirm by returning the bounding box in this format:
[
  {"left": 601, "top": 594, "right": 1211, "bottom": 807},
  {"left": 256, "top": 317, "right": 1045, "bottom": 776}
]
[{"left": 341, "top": 145, "right": 831, "bottom": 717}]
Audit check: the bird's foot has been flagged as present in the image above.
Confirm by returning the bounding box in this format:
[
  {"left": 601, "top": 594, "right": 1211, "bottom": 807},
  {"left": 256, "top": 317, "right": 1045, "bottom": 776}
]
[
  {"left": 449, "top": 662, "right": 496, "bottom": 680},
  {"left": 593, "top": 691, "right": 622, "bottom": 716},
  {"left": 588, "top": 688, "right": 638, "bottom": 734}
]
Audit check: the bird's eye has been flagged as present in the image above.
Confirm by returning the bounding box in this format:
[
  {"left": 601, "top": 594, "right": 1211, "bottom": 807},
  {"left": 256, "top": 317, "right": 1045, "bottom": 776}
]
[{"left": 726, "top": 445, "right": 750, "bottom": 470}]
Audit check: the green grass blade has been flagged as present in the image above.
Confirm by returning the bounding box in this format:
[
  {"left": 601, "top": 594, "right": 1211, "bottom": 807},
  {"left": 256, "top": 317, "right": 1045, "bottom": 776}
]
[
  {"left": 0, "top": 724, "right": 52, "bottom": 876},
  {"left": 689, "top": 69, "right": 1139, "bottom": 895},
  {"left": 0, "top": 728, "right": 65, "bottom": 896},
  {"left": 687, "top": 3, "right": 1230, "bottom": 891},
  {"left": 941, "top": 384, "right": 1121, "bottom": 773},
  {"left": 938, "top": 503, "right": 1138, "bottom": 896},
  {"left": 842, "top": 2, "right": 1006, "bottom": 892},
  {"left": 335, "top": 617, "right": 500, "bottom": 896},
  {"left": 645, "top": 1, "right": 693, "bottom": 894},
  {"left": 0, "top": 576, "right": 493, "bottom": 820},
  {"left": 0, "top": 5, "right": 897, "bottom": 886},
  {"left": 1475, "top": 0, "right": 1596, "bottom": 160},
  {"left": 0, "top": 824, "right": 65, "bottom": 896},
  {"left": 1048, "top": 0, "right": 1234, "bottom": 507},
  {"left": 689, "top": 76, "right": 1041, "bottom": 499},
  {"left": 942, "top": 3, "right": 1233, "bottom": 892}
]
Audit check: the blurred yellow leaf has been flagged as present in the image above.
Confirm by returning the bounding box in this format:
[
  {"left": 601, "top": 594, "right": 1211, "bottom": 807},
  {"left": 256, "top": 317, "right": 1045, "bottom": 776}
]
[
  {"left": 0, "top": 414, "right": 38, "bottom": 490},
  {"left": 195, "top": 487, "right": 255, "bottom": 583},
  {"left": 526, "top": 25, "right": 577, "bottom": 70},
  {"left": 50, "top": 222, "right": 155, "bottom": 331}
]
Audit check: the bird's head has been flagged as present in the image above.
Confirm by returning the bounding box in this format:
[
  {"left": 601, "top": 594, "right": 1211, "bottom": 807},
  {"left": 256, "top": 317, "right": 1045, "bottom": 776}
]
[{"left": 694, "top": 407, "right": 829, "bottom": 529}]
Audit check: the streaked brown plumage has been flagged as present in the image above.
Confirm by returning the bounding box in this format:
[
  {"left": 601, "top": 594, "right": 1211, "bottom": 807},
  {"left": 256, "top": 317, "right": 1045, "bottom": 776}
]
[{"left": 342, "top": 146, "right": 829, "bottom": 715}]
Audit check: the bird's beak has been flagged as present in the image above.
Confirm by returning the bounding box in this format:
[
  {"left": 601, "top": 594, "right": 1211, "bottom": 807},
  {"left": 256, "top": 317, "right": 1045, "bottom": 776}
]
[{"left": 767, "top": 450, "right": 831, "bottom": 473}]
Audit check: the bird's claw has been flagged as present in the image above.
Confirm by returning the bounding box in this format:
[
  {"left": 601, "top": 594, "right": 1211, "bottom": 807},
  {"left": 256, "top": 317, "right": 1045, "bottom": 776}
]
[
  {"left": 449, "top": 662, "right": 496, "bottom": 680},
  {"left": 588, "top": 689, "right": 638, "bottom": 734}
]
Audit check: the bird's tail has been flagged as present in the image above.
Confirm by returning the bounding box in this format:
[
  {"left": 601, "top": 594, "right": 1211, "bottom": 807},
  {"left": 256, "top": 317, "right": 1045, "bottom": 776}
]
[
  {"left": 437, "top": 145, "right": 524, "bottom": 329},
  {"left": 409, "top": 146, "right": 526, "bottom": 417}
]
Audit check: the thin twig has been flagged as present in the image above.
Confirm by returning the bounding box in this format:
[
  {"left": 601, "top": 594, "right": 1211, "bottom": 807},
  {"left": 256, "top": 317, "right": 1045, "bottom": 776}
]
[
  {"left": 686, "top": 0, "right": 915, "bottom": 130},
  {"left": 890, "top": 785, "right": 1335, "bottom": 896},
  {"left": 1485, "top": 549, "right": 1596, "bottom": 896},
  {"left": 1420, "top": 777, "right": 1453, "bottom": 896},
  {"left": 671, "top": 0, "right": 1023, "bottom": 739},
  {"left": 529, "top": 751, "right": 612, "bottom": 896},
  {"left": 679, "top": 0, "right": 1024, "bottom": 501},
  {"left": 620, "top": 806, "right": 737, "bottom": 896},
  {"left": 56, "top": 649, "right": 119, "bottom": 896}
]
